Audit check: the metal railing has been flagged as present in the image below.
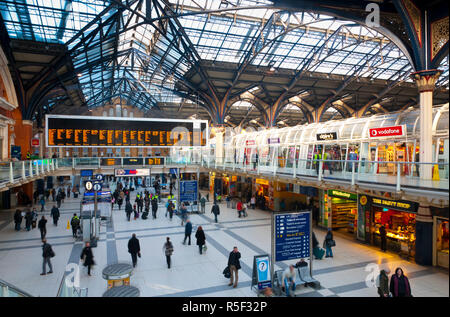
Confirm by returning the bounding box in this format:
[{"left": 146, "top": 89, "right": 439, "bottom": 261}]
[
  {"left": 0, "top": 278, "right": 33, "bottom": 297},
  {"left": 1, "top": 155, "right": 448, "bottom": 193},
  {"left": 56, "top": 274, "right": 88, "bottom": 297}
]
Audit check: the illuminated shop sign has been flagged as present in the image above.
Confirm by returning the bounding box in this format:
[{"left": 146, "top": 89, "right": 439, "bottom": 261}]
[
  {"left": 327, "top": 190, "right": 357, "bottom": 201},
  {"left": 316, "top": 132, "right": 337, "bottom": 141},
  {"left": 255, "top": 178, "right": 270, "bottom": 186},
  {"left": 371, "top": 197, "right": 417, "bottom": 213},
  {"left": 369, "top": 125, "right": 405, "bottom": 138},
  {"left": 115, "top": 169, "right": 150, "bottom": 177}
]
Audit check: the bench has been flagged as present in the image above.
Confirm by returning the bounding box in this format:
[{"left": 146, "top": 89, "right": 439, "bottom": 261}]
[{"left": 297, "top": 266, "right": 321, "bottom": 289}]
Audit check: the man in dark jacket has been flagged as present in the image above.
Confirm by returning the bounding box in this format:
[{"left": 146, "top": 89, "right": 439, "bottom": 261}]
[
  {"left": 211, "top": 202, "right": 220, "bottom": 223},
  {"left": 56, "top": 192, "right": 62, "bottom": 208},
  {"left": 183, "top": 220, "right": 193, "bottom": 245},
  {"left": 227, "top": 246, "right": 241, "bottom": 288},
  {"left": 151, "top": 198, "right": 158, "bottom": 219},
  {"left": 38, "top": 216, "right": 47, "bottom": 240},
  {"left": 50, "top": 205, "right": 60, "bottom": 226},
  {"left": 70, "top": 213, "right": 80, "bottom": 238},
  {"left": 14, "top": 209, "right": 23, "bottom": 231},
  {"left": 128, "top": 234, "right": 141, "bottom": 268},
  {"left": 125, "top": 202, "right": 133, "bottom": 221},
  {"left": 379, "top": 225, "right": 387, "bottom": 252},
  {"left": 41, "top": 239, "right": 54, "bottom": 275}
]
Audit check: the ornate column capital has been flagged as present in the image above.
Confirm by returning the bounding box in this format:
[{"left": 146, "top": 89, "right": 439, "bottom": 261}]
[{"left": 410, "top": 69, "right": 442, "bottom": 93}]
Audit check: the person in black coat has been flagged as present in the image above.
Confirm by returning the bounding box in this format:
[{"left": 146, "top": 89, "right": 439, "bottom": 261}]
[
  {"left": 24, "top": 210, "right": 33, "bottom": 231},
  {"left": 14, "top": 209, "right": 23, "bottom": 231},
  {"left": 80, "top": 242, "right": 95, "bottom": 276},
  {"left": 379, "top": 225, "right": 387, "bottom": 252},
  {"left": 211, "top": 203, "right": 220, "bottom": 223},
  {"left": 389, "top": 267, "right": 412, "bottom": 297},
  {"left": 151, "top": 198, "right": 158, "bottom": 219},
  {"left": 128, "top": 234, "right": 141, "bottom": 268},
  {"left": 183, "top": 220, "right": 193, "bottom": 245},
  {"left": 227, "top": 246, "right": 241, "bottom": 288},
  {"left": 195, "top": 226, "right": 206, "bottom": 254},
  {"left": 125, "top": 202, "right": 133, "bottom": 221},
  {"left": 312, "top": 232, "right": 319, "bottom": 249},
  {"left": 38, "top": 216, "right": 47, "bottom": 240},
  {"left": 50, "top": 205, "right": 60, "bottom": 226}
]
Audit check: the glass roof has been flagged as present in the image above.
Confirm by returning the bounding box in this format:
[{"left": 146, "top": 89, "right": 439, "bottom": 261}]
[{"left": 0, "top": 0, "right": 448, "bottom": 113}]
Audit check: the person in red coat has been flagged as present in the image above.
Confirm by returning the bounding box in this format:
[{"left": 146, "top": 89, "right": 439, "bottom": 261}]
[{"left": 236, "top": 201, "right": 243, "bottom": 218}]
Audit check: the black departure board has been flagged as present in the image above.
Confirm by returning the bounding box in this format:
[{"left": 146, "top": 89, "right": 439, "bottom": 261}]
[{"left": 46, "top": 115, "right": 208, "bottom": 147}]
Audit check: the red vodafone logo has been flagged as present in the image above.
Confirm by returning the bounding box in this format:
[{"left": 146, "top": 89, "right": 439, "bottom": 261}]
[{"left": 369, "top": 126, "right": 404, "bottom": 138}]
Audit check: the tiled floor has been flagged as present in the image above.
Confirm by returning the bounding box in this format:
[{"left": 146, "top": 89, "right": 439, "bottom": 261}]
[{"left": 0, "top": 187, "right": 448, "bottom": 297}]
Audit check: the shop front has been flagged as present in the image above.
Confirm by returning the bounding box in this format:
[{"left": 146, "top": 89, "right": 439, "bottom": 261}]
[
  {"left": 320, "top": 189, "right": 357, "bottom": 234},
  {"left": 357, "top": 195, "right": 418, "bottom": 258},
  {"left": 432, "top": 207, "right": 449, "bottom": 269},
  {"left": 254, "top": 178, "right": 272, "bottom": 210}
]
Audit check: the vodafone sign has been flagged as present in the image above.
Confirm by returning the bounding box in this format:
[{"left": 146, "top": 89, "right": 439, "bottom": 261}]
[{"left": 369, "top": 125, "right": 405, "bottom": 138}]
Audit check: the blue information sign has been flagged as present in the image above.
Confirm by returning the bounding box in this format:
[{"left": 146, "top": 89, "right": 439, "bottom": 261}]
[
  {"left": 179, "top": 180, "right": 198, "bottom": 202},
  {"left": 274, "top": 212, "right": 310, "bottom": 262},
  {"left": 255, "top": 256, "right": 271, "bottom": 290},
  {"left": 80, "top": 170, "right": 93, "bottom": 177}
]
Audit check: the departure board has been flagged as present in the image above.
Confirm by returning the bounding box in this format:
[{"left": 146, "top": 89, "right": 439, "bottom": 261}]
[{"left": 46, "top": 115, "right": 208, "bottom": 147}]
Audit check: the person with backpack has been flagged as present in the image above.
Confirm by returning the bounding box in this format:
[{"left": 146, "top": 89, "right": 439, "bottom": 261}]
[
  {"left": 38, "top": 216, "right": 47, "bottom": 240},
  {"left": 50, "top": 205, "right": 60, "bottom": 226},
  {"left": 128, "top": 234, "right": 141, "bottom": 268},
  {"left": 80, "top": 242, "right": 95, "bottom": 276},
  {"left": 323, "top": 229, "right": 335, "bottom": 258},
  {"left": 211, "top": 202, "right": 220, "bottom": 223},
  {"left": 227, "top": 246, "right": 241, "bottom": 288},
  {"left": 183, "top": 219, "right": 192, "bottom": 245},
  {"left": 40, "top": 239, "right": 54, "bottom": 275},
  {"left": 163, "top": 237, "right": 174, "bottom": 269},
  {"left": 70, "top": 213, "right": 80, "bottom": 238},
  {"left": 377, "top": 268, "right": 391, "bottom": 297},
  {"left": 195, "top": 226, "right": 206, "bottom": 254}
]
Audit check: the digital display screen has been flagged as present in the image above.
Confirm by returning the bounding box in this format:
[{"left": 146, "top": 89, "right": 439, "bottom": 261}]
[{"left": 46, "top": 115, "right": 208, "bottom": 147}]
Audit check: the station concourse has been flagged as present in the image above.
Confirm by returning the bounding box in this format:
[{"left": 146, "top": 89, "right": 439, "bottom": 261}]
[{"left": 0, "top": 0, "right": 448, "bottom": 298}]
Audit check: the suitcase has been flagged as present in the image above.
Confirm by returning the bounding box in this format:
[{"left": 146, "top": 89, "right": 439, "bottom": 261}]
[
  {"left": 313, "top": 246, "right": 325, "bottom": 260},
  {"left": 32, "top": 221, "right": 37, "bottom": 229},
  {"left": 142, "top": 212, "right": 149, "bottom": 219}
]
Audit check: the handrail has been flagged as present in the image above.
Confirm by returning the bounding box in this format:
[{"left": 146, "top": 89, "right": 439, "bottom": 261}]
[{"left": 0, "top": 278, "right": 33, "bottom": 297}]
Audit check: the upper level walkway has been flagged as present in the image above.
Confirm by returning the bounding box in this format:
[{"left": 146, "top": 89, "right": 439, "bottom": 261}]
[{"left": 1, "top": 155, "right": 448, "bottom": 202}]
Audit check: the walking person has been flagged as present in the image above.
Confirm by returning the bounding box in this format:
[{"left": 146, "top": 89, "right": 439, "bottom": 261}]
[
  {"left": 80, "top": 242, "right": 95, "bottom": 276},
  {"left": 183, "top": 219, "right": 192, "bottom": 245},
  {"left": 14, "top": 209, "right": 23, "bottom": 231},
  {"left": 227, "top": 246, "right": 241, "bottom": 288},
  {"left": 377, "top": 268, "right": 391, "bottom": 297},
  {"left": 51, "top": 188, "right": 56, "bottom": 202},
  {"left": 324, "top": 229, "right": 335, "bottom": 258},
  {"left": 40, "top": 239, "right": 54, "bottom": 275},
  {"left": 31, "top": 208, "right": 38, "bottom": 229},
  {"left": 56, "top": 192, "right": 62, "bottom": 208},
  {"left": 151, "top": 197, "right": 158, "bottom": 219},
  {"left": 195, "top": 226, "right": 206, "bottom": 254},
  {"left": 25, "top": 209, "right": 33, "bottom": 231},
  {"left": 226, "top": 196, "right": 231, "bottom": 208},
  {"left": 125, "top": 201, "right": 133, "bottom": 222},
  {"left": 38, "top": 216, "right": 47, "bottom": 240},
  {"left": 163, "top": 237, "right": 174, "bottom": 269},
  {"left": 50, "top": 205, "right": 60, "bottom": 226},
  {"left": 390, "top": 267, "right": 412, "bottom": 297},
  {"left": 39, "top": 196, "right": 46, "bottom": 213},
  {"left": 117, "top": 196, "right": 123, "bottom": 210},
  {"left": 379, "top": 225, "right": 387, "bottom": 252},
  {"left": 67, "top": 185, "right": 71, "bottom": 198},
  {"left": 200, "top": 196, "right": 206, "bottom": 214},
  {"left": 128, "top": 234, "right": 141, "bottom": 268},
  {"left": 70, "top": 213, "right": 80, "bottom": 238},
  {"left": 211, "top": 201, "right": 220, "bottom": 223},
  {"left": 167, "top": 201, "right": 174, "bottom": 221}
]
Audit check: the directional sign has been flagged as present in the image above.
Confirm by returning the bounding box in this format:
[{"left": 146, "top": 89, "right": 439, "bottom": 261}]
[
  {"left": 93, "top": 183, "right": 102, "bottom": 191},
  {"left": 85, "top": 181, "right": 93, "bottom": 191},
  {"left": 274, "top": 212, "right": 310, "bottom": 262},
  {"left": 95, "top": 174, "right": 104, "bottom": 181},
  {"left": 179, "top": 180, "right": 198, "bottom": 202}
]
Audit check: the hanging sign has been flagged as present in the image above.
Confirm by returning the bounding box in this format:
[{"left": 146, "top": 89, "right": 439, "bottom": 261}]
[{"left": 316, "top": 132, "right": 338, "bottom": 141}]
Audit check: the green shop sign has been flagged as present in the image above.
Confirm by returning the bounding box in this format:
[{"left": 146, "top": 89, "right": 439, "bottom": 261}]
[{"left": 327, "top": 190, "right": 357, "bottom": 201}]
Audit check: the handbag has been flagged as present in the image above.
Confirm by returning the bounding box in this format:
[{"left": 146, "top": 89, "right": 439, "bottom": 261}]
[
  {"left": 202, "top": 244, "right": 207, "bottom": 252},
  {"left": 329, "top": 240, "right": 336, "bottom": 247}
]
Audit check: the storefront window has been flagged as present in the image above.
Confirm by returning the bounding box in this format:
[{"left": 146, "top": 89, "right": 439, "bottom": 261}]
[
  {"left": 374, "top": 209, "right": 416, "bottom": 242},
  {"left": 437, "top": 218, "right": 449, "bottom": 259}
]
